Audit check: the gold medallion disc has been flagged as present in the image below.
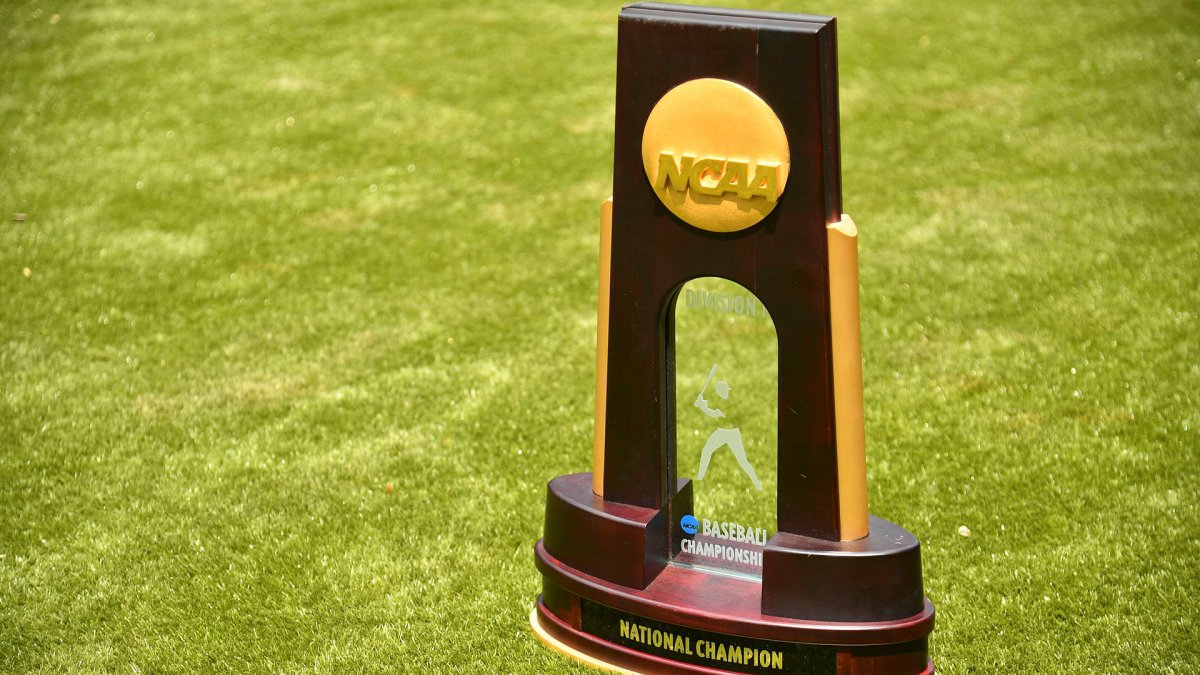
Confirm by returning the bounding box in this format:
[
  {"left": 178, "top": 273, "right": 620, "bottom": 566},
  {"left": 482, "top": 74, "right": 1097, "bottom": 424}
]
[{"left": 641, "top": 78, "right": 790, "bottom": 233}]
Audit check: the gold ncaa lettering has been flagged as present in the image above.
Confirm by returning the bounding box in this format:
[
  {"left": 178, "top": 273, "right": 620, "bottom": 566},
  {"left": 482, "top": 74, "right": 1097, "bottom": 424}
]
[{"left": 653, "top": 152, "right": 780, "bottom": 203}]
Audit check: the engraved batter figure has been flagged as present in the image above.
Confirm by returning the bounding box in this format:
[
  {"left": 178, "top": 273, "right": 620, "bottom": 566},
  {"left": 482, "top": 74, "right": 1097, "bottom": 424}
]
[{"left": 693, "top": 364, "right": 763, "bottom": 491}]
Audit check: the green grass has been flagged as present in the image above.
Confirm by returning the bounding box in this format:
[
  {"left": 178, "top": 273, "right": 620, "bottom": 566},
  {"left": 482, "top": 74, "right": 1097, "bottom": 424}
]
[{"left": 2, "top": 0, "right": 1197, "bottom": 671}]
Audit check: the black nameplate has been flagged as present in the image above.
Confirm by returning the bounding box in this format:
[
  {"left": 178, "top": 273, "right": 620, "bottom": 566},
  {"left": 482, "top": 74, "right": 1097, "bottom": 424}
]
[{"left": 579, "top": 599, "right": 837, "bottom": 674}]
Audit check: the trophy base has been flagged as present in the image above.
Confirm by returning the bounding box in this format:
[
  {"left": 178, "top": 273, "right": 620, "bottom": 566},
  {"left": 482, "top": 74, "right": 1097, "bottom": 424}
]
[
  {"left": 532, "top": 601, "right": 934, "bottom": 675},
  {"left": 534, "top": 541, "right": 933, "bottom": 674},
  {"left": 533, "top": 473, "right": 935, "bottom": 674}
]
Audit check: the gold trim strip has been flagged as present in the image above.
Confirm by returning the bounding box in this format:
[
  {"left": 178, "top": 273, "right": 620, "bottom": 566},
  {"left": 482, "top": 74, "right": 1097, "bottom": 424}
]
[
  {"left": 593, "top": 197, "right": 614, "bottom": 496},
  {"left": 529, "top": 606, "right": 637, "bottom": 674},
  {"left": 828, "top": 215, "right": 869, "bottom": 541}
]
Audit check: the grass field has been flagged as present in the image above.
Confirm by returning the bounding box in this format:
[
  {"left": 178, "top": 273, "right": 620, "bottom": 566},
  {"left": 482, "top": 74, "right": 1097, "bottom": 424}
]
[{"left": 2, "top": 0, "right": 1198, "bottom": 672}]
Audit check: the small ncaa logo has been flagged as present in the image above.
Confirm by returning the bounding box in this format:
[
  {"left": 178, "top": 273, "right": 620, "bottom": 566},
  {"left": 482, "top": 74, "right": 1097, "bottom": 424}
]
[{"left": 680, "top": 515, "right": 699, "bottom": 535}]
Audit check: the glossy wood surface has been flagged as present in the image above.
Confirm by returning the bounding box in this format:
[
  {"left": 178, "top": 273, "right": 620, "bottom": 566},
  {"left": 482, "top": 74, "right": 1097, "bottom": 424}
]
[
  {"left": 544, "top": 473, "right": 691, "bottom": 589},
  {"left": 535, "top": 540, "right": 934, "bottom": 646},
  {"left": 603, "top": 4, "right": 846, "bottom": 541}
]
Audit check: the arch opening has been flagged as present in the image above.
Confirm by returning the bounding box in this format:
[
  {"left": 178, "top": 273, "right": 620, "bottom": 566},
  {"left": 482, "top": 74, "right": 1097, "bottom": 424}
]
[{"left": 669, "top": 276, "right": 778, "bottom": 579}]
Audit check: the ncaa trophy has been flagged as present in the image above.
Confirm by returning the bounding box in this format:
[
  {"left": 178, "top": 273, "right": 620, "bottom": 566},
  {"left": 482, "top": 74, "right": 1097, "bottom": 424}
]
[{"left": 531, "top": 5, "right": 935, "bottom": 673}]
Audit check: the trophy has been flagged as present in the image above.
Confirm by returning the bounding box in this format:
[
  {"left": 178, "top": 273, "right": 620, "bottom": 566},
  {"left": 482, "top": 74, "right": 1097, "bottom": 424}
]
[{"left": 531, "top": 5, "right": 935, "bottom": 673}]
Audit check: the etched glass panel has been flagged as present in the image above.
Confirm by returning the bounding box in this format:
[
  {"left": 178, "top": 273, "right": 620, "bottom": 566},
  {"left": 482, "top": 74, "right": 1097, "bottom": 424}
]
[{"left": 672, "top": 277, "right": 777, "bottom": 579}]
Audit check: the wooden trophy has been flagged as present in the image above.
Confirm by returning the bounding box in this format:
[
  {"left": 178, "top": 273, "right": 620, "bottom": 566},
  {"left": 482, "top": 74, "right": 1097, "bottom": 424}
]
[{"left": 531, "top": 4, "right": 935, "bottom": 673}]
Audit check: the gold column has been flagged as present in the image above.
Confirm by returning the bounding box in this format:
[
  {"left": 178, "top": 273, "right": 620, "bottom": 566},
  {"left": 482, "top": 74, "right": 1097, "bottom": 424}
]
[
  {"left": 827, "top": 214, "right": 869, "bottom": 540},
  {"left": 592, "top": 198, "right": 613, "bottom": 496}
]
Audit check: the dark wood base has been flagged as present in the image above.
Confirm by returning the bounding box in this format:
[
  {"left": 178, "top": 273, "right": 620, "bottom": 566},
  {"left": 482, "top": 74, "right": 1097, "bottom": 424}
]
[
  {"left": 535, "top": 473, "right": 935, "bottom": 674},
  {"left": 535, "top": 543, "right": 932, "bottom": 674},
  {"left": 533, "top": 599, "right": 933, "bottom": 675}
]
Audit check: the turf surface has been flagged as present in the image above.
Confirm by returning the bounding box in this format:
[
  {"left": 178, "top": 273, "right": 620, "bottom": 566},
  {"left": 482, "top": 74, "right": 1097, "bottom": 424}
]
[{"left": 2, "top": 0, "right": 1197, "bottom": 672}]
